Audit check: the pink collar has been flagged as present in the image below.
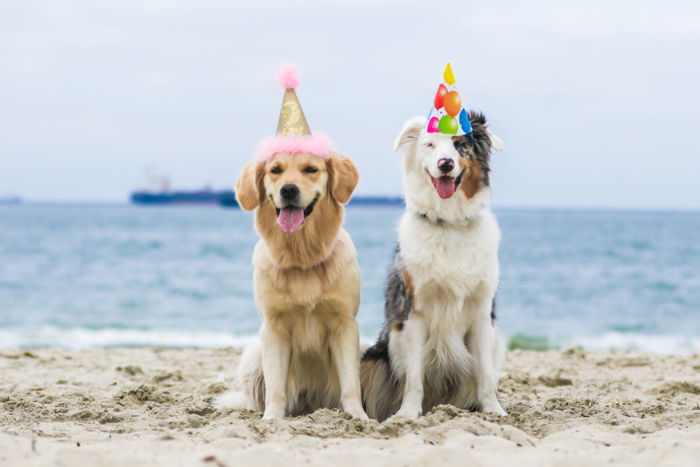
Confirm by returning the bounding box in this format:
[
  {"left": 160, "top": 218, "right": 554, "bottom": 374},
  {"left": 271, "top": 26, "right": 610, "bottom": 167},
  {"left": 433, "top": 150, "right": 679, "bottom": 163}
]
[
  {"left": 307, "top": 238, "right": 338, "bottom": 268},
  {"left": 269, "top": 238, "right": 338, "bottom": 270}
]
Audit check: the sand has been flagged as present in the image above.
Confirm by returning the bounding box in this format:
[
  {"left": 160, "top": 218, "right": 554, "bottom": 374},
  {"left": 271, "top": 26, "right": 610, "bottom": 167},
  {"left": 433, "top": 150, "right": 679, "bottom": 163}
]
[{"left": 1, "top": 347, "right": 699, "bottom": 466}]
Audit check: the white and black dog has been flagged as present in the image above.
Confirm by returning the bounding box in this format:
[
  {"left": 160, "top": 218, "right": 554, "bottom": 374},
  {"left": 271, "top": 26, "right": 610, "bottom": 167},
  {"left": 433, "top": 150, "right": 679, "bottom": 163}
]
[{"left": 360, "top": 111, "right": 506, "bottom": 421}]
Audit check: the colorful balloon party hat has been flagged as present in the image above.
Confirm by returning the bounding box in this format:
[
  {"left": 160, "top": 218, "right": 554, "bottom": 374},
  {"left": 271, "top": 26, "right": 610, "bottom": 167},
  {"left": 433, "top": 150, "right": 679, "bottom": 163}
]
[
  {"left": 425, "top": 63, "right": 472, "bottom": 136},
  {"left": 256, "top": 64, "right": 332, "bottom": 161}
]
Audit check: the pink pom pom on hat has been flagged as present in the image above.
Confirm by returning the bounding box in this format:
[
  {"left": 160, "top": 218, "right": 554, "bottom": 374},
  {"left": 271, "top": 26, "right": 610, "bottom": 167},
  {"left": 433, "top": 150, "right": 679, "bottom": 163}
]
[
  {"left": 255, "top": 63, "right": 332, "bottom": 161},
  {"left": 277, "top": 63, "right": 300, "bottom": 89}
]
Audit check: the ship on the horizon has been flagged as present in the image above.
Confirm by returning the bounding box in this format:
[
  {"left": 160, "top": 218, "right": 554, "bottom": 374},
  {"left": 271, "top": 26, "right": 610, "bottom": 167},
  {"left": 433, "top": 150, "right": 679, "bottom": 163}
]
[
  {"left": 129, "top": 169, "right": 403, "bottom": 208},
  {"left": 130, "top": 189, "right": 238, "bottom": 206},
  {"left": 129, "top": 169, "right": 237, "bottom": 207},
  {"left": 0, "top": 195, "right": 22, "bottom": 205}
]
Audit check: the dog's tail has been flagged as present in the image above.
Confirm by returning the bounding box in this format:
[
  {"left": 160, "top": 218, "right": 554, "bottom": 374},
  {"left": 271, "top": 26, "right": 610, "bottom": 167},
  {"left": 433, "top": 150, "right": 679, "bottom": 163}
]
[
  {"left": 360, "top": 343, "right": 401, "bottom": 422},
  {"left": 214, "top": 341, "right": 265, "bottom": 411},
  {"left": 214, "top": 390, "right": 251, "bottom": 409}
]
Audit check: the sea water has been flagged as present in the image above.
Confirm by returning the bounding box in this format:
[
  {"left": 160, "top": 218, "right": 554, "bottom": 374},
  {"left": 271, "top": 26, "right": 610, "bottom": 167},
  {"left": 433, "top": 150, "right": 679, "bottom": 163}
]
[{"left": 1, "top": 205, "right": 699, "bottom": 352}]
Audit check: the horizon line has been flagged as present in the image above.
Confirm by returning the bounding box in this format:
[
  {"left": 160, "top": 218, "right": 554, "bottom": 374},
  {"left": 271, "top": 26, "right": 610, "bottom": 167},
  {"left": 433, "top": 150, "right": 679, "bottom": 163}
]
[{"left": 4, "top": 200, "right": 700, "bottom": 214}]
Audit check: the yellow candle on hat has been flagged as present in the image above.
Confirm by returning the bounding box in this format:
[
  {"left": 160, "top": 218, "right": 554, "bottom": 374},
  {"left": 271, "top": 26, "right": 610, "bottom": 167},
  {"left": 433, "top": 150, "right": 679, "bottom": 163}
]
[{"left": 443, "top": 63, "right": 455, "bottom": 85}]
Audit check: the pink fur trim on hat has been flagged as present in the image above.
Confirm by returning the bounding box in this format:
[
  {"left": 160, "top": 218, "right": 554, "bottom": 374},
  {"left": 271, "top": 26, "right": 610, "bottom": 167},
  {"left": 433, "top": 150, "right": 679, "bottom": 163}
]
[
  {"left": 277, "top": 64, "right": 299, "bottom": 89},
  {"left": 256, "top": 132, "right": 332, "bottom": 161}
]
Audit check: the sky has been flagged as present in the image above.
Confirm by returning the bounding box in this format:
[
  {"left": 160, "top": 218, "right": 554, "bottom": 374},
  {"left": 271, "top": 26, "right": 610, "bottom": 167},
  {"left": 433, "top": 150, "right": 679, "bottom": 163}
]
[{"left": 1, "top": 0, "right": 699, "bottom": 209}]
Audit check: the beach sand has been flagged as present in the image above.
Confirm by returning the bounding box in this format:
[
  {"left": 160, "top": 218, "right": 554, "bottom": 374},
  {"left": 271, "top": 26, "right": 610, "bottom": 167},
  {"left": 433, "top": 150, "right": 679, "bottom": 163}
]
[{"left": 1, "top": 348, "right": 699, "bottom": 466}]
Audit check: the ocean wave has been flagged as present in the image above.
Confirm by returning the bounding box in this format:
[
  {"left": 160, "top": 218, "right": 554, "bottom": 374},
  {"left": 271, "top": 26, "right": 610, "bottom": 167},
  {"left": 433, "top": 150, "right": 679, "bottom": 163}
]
[
  {"left": 566, "top": 332, "right": 700, "bottom": 354},
  {"left": 508, "top": 332, "right": 700, "bottom": 354},
  {"left": 0, "top": 326, "right": 259, "bottom": 349},
  {"left": 1, "top": 327, "right": 699, "bottom": 354}
]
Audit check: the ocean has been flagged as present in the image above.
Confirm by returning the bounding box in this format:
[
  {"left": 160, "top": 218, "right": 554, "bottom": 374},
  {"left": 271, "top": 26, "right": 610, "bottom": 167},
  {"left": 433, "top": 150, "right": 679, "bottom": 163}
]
[{"left": 1, "top": 205, "right": 699, "bottom": 353}]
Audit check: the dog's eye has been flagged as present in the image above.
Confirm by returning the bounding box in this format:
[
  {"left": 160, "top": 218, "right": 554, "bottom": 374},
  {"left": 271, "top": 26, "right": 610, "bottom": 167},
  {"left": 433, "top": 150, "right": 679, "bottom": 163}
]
[
  {"left": 303, "top": 166, "right": 319, "bottom": 174},
  {"left": 270, "top": 166, "right": 283, "bottom": 174},
  {"left": 424, "top": 142, "right": 435, "bottom": 149}
]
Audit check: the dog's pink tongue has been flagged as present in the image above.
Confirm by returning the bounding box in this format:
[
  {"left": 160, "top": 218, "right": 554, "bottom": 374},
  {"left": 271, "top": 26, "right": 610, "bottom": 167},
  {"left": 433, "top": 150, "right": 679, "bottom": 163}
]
[
  {"left": 277, "top": 207, "right": 304, "bottom": 234},
  {"left": 435, "top": 177, "right": 456, "bottom": 199}
]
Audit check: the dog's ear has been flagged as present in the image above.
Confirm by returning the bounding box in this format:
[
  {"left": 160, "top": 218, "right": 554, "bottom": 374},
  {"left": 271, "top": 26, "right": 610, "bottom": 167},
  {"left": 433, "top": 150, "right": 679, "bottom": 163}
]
[
  {"left": 487, "top": 129, "right": 504, "bottom": 151},
  {"left": 235, "top": 160, "right": 264, "bottom": 211},
  {"left": 393, "top": 116, "right": 426, "bottom": 152},
  {"left": 328, "top": 152, "right": 359, "bottom": 204}
]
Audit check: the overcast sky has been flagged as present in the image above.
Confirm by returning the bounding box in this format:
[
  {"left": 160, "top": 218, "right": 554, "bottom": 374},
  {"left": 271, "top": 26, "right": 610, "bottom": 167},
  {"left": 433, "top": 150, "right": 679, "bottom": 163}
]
[{"left": 1, "top": 0, "right": 699, "bottom": 209}]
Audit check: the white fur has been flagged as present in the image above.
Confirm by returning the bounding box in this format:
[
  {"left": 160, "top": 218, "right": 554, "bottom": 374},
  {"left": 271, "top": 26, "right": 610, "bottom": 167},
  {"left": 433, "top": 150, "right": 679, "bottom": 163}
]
[
  {"left": 487, "top": 129, "right": 504, "bottom": 151},
  {"left": 215, "top": 390, "right": 253, "bottom": 410},
  {"left": 389, "top": 116, "right": 506, "bottom": 419},
  {"left": 397, "top": 117, "right": 491, "bottom": 225}
]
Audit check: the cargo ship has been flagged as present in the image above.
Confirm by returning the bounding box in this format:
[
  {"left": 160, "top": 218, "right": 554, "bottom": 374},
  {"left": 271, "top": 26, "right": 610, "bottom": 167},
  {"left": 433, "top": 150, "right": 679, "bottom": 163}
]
[
  {"left": 131, "top": 191, "right": 402, "bottom": 208},
  {"left": 0, "top": 195, "right": 22, "bottom": 205},
  {"left": 348, "top": 196, "right": 403, "bottom": 207},
  {"left": 129, "top": 169, "right": 237, "bottom": 207},
  {"left": 130, "top": 189, "right": 237, "bottom": 206},
  {"left": 129, "top": 169, "right": 403, "bottom": 208}
]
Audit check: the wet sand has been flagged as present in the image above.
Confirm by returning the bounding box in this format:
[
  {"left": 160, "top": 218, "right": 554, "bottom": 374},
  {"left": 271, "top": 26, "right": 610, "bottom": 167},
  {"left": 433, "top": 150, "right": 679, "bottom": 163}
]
[{"left": 1, "top": 348, "right": 699, "bottom": 466}]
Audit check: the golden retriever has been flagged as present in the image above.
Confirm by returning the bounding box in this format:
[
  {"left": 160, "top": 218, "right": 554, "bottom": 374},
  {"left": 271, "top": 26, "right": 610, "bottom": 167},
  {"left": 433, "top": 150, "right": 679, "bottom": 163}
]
[{"left": 216, "top": 151, "right": 368, "bottom": 420}]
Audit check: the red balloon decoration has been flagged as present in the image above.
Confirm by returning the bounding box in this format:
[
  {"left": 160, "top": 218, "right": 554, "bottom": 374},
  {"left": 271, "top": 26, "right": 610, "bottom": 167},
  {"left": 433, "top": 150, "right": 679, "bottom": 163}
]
[{"left": 434, "top": 84, "right": 447, "bottom": 109}]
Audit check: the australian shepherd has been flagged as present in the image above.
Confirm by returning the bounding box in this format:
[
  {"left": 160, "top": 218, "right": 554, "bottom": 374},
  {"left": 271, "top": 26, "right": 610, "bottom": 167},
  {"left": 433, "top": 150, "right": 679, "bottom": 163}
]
[
  {"left": 217, "top": 150, "right": 368, "bottom": 420},
  {"left": 360, "top": 112, "right": 507, "bottom": 421}
]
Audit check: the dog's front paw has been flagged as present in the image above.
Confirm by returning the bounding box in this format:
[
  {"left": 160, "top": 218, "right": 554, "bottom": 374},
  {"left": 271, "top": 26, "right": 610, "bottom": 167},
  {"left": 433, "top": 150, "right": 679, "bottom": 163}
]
[
  {"left": 342, "top": 400, "right": 369, "bottom": 420},
  {"left": 262, "top": 405, "right": 285, "bottom": 420},
  {"left": 346, "top": 408, "right": 369, "bottom": 421},
  {"left": 386, "top": 406, "right": 421, "bottom": 423},
  {"left": 480, "top": 399, "right": 507, "bottom": 416}
]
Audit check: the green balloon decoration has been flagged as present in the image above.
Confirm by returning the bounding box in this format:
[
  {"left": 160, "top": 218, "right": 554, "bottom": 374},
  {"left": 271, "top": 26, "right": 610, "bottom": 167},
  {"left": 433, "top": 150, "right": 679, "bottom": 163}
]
[{"left": 438, "top": 115, "right": 458, "bottom": 135}]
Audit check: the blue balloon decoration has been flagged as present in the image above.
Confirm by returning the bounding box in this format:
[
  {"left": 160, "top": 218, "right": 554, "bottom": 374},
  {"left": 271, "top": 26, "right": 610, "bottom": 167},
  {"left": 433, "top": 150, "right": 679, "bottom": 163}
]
[{"left": 459, "top": 108, "right": 472, "bottom": 134}]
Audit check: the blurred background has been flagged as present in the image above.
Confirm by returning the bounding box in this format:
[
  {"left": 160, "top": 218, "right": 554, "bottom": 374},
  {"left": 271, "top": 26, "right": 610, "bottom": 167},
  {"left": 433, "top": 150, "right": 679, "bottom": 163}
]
[{"left": 1, "top": 0, "right": 699, "bottom": 351}]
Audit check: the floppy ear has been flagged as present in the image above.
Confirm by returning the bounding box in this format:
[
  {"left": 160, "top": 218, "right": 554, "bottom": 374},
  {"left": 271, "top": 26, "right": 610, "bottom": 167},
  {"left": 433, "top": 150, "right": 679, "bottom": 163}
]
[
  {"left": 393, "top": 116, "right": 426, "bottom": 152},
  {"left": 487, "top": 129, "right": 504, "bottom": 151},
  {"left": 328, "top": 153, "right": 359, "bottom": 204},
  {"left": 235, "top": 160, "right": 264, "bottom": 211}
]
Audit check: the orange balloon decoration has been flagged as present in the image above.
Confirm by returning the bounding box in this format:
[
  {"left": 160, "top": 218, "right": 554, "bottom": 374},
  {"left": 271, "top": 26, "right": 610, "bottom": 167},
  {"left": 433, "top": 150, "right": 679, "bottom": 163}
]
[
  {"left": 443, "top": 91, "right": 461, "bottom": 117},
  {"left": 434, "top": 84, "right": 447, "bottom": 109}
]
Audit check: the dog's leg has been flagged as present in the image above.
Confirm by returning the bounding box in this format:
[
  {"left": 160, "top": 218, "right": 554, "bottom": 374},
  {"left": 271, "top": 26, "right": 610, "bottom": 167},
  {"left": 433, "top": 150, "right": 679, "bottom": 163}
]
[
  {"left": 331, "top": 320, "right": 369, "bottom": 420},
  {"left": 387, "top": 317, "right": 426, "bottom": 421},
  {"left": 260, "top": 322, "right": 290, "bottom": 419},
  {"left": 470, "top": 299, "right": 507, "bottom": 415}
]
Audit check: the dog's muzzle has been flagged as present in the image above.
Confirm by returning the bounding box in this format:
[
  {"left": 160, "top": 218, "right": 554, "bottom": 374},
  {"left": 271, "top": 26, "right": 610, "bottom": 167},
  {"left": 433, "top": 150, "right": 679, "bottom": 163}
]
[
  {"left": 274, "top": 191, "right": 319, "bottom": 235},
  {"left": 280, "top": 183, "right": 300, "bottom": 202},
  {"left": 437, "top": 158, "right": 455, "bottom": 174}
]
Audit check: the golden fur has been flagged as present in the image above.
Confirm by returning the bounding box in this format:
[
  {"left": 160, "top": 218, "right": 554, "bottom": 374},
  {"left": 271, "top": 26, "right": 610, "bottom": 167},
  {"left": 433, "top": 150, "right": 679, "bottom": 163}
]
[{"left": 220, "top": 151, "right": 368, "bottom": 420}]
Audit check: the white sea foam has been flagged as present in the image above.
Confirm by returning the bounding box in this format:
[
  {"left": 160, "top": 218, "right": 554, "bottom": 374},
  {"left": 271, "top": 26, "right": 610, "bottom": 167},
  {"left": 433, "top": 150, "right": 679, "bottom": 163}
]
[
  {"left": 562, "top": 332, "right": 700, "bottom": 354},
  {"left": 0, "top": 327, "right": 259, "bottom": 350},
  {"left": 0, "top": 327, "right": 699, "bottom": 354}
]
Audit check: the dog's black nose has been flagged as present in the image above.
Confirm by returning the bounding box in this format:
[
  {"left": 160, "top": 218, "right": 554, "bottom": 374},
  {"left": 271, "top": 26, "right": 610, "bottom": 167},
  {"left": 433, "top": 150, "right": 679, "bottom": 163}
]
[
  {"left": 437, "top": 158, "right": 455, "bottom": 173},
  {"left": 280, "top": 184, "right": 300, "bottom": 200}
]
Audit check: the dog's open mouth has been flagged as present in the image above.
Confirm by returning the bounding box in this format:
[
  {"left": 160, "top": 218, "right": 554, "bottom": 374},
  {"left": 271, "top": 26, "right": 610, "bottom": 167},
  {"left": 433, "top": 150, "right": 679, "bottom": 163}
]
[
  {"left": 275, "top": 196, "right": 318, "bottom": 234},
  {"left": 428, "top": 170, "right": 464, "bottom": 199}
]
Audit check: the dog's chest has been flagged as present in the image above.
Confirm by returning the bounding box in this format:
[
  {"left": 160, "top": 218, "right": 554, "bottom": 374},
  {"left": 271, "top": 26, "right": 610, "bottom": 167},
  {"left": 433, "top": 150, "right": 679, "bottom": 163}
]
[{"left": 398, "top": 213, "right": 499, "bottom": 303}]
